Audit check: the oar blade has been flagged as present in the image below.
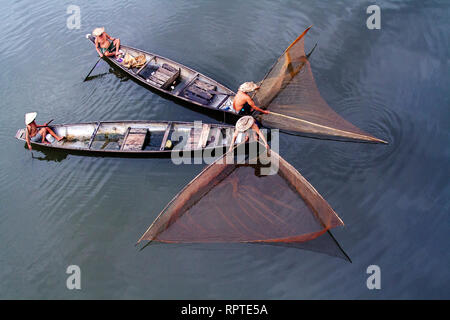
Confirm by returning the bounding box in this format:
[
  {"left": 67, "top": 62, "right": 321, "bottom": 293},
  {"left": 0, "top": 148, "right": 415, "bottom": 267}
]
[{"left": 83, "top": 56, "right": 102, "bottom": 82}]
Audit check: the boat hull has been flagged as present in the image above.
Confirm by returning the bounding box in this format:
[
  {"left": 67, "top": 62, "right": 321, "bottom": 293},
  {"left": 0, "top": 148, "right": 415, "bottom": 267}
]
[
  {"left": 87, "top": 35, "right": 244, "bottom": 123},
  {"left": 16, "top": 120, "right": 248, "bottom": 158}
]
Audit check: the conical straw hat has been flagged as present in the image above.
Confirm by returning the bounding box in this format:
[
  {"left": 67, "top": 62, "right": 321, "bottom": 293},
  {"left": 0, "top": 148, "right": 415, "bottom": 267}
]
[
  {"left": 25, "top": 112, "right": 37, "bottom": 125},
  {"left": 238, "top": 82, "right": 259, "bottom": 93},
  {"left": 235, "top": 116, "right": 255, "bottom": 132},
  {"left": 92, "top": 27, "right": 105, "bottom": 37}
]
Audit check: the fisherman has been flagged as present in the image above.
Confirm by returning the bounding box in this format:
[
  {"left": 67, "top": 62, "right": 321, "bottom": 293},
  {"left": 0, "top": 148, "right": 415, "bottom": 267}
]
[
  {"left": 25, "top": 112, "right": 64, "bottom": 151},
  {"left": 233, "top": 82, "right": 270, "bottom": 115},
  {"left": 229, "top": 115, "right": 268, "bottom": 152},
  {"left": 93, "top": 27, "right": 121, "bottom": 58}
]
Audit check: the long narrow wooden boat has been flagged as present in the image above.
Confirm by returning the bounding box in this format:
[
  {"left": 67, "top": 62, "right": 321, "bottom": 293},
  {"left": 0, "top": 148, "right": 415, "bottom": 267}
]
[
  {"left": 15, "top": 120, "right": 251, "bottom": 157},
  {"left": 86, "top": 33, "right": 386, "bottom": 143},
  {"left": 86, "top": 34, "right": 239, "bottom": 121}
]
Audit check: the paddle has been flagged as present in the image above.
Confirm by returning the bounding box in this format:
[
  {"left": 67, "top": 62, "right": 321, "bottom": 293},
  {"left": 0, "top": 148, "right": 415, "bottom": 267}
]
[
  {"left": 206, "top": 89, "right": 230, "bottom": 96},
  {"left": 37, "top": 119, "right": 54, "bottom": 128},
  {"left": 84, "top": 56, "right": 102, "bottom": 81}
]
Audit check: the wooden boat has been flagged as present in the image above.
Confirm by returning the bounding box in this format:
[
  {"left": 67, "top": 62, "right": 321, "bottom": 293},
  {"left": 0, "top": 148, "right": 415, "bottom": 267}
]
[
  {"left": 15, "top": 120, "right": 251, "bottom": 157},
  {"left": 86, "top": 34, "right": 239, "bottom": 121},
  {"left": 86, "top": 33, "right": 386, "bottom": 143}
]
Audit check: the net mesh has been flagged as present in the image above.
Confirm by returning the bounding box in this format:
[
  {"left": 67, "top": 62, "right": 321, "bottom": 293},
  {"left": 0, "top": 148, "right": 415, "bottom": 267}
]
[
  {"left": 253, "top": 27, "right": 386, "bottom": 143},
  {"left": 139, "top": 148, "right": 348, "bottom": 260}
]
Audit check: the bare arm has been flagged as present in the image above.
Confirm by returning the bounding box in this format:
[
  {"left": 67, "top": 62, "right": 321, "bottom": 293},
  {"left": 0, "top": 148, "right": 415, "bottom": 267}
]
[
  {"left": 25, "top": 126, "right": 32, "bottom": 150},
  {"left": 105, "top": 33, "right": 115, "bottom": 41},
  {"left": 246, "top": 95, "right": 269, "bottom": 114}
]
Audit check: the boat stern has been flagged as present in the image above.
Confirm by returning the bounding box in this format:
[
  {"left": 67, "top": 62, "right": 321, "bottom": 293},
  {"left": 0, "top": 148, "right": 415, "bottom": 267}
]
[{"left": 15, "top": 128, "right": 25, "bottom": 140}]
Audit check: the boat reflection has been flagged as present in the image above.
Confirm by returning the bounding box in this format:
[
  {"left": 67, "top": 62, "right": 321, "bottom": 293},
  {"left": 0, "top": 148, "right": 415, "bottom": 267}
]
[
  {"left": 26, "top": 145, "right": 68, "bottom": 162},
  {"left": 84, "top": 67, "right": 130, "bottom": 82}
]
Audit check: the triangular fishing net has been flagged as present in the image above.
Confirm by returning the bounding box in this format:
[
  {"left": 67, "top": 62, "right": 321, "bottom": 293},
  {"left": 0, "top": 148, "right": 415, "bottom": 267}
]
[
  {"left": 138, "top": 146, "right": 349, "bottom": 260},
  {"left": 253, "top": 27, "right": 386, "bottom": 143}
]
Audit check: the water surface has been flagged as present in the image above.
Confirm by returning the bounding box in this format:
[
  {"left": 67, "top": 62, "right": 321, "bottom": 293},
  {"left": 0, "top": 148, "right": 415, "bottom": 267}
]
[{"left": 0, "top": 0, "right": 448, "bottom": 299}]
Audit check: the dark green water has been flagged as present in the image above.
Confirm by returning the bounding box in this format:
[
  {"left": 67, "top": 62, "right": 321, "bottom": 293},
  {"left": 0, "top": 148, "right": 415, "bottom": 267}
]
[{"left": 0, "top": 0, "right": 448, "bottom": 299}]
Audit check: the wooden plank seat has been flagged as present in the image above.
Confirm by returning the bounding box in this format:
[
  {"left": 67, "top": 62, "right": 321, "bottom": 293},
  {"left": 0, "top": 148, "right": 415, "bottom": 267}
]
[
  {"left": 197, "top": 124, "right": 211, "bottom": 149},
  {"left": 183, "top": 79, "right": 217, "bottom": 104},
  {"left": 186, "top": 127, "right": 201, "bottom": 149},
  {"left": 159, "top": 122, "right": 172, "bottom": 151},
  {"left": 121, "top": 128, "right": 148, "bottom": 151},
  {"left": 146, "top": 63, "right": 180, "bottom": 90},
  {"left": 205, "top": 127, "right": 222, "bottom": 146},
  {"left": 88, "top": 122, "right": 101, "bottom": 149},
  {"left": 183, "top": 124, "right": 212, "bottom": 149},
  {"left": 193, "top": 79, "right": 216, "bottom": 92}
]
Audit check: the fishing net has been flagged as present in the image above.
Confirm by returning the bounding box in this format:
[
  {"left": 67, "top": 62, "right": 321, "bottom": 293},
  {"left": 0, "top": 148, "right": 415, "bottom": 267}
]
[
  {"left": 138, "top": 147, "right": 349, "bottom": 260},
  {"left": 253, "top": 27, "right": 385, "bottom": 143}
]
